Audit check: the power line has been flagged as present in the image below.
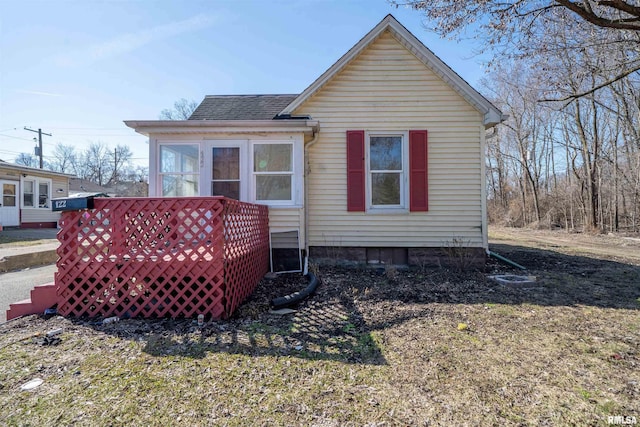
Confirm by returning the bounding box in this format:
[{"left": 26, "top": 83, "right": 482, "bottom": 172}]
[
  {"left": 0, "top": 148, "right": 25, "bottom": 155},
  {"left": 0, "top": 133, "right": 33, "bottom": 142},
  {"left": 51, "top": 133, "right": 141, "bottom": 136},
  {"left": 48, "top": 127, "right": 134, "bottom": 130}
]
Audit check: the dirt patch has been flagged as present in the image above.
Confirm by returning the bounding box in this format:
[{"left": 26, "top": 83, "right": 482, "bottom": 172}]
[
  {"left": 1, "top": 230, "right": 639, "bottom": 425},
  {"left": 490, "top": 226, "right": 640, "bottom": 265}
]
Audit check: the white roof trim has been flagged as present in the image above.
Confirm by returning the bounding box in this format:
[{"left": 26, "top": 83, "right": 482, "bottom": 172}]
[
  {"left": 124, "top": 119, "right": 319, "bottom": 136},
  {"left": 0, "top": 161, "right": 75, "bottom": 178},
  {"left": 280, "top": 14, "right": 504, "bottom": 128}
]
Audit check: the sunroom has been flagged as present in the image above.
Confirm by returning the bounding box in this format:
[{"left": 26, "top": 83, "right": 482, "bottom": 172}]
[{"left": 125, "top": 117, "right": 319, "bottom": 273}]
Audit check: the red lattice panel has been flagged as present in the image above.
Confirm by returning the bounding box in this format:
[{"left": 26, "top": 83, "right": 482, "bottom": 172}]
[
  {"left": 55, "top": 197, "right": 269, "bottom": 319},
  {"left": 222, "top": 199, "right": 270, "bottom": 317}
]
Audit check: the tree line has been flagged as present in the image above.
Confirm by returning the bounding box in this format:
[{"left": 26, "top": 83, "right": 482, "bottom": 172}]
[
  {"left": 398, "top": 0, "right": 640, "bottom": 232},
  {"left": 15, "top": 142, "right": 147, "bottom": 188},
  {"left": 13, "top": 99, "right": 195, "bottom": 187}
]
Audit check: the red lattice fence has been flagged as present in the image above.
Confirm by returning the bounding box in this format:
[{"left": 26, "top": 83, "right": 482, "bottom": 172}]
[{"left": 55, "top": 197, "right": 269, "bottom": 319}]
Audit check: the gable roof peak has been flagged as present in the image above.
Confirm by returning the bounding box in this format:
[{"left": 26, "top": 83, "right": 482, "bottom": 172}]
[{"left": 280, "top": 14, "right": 504, "bottom": 128}]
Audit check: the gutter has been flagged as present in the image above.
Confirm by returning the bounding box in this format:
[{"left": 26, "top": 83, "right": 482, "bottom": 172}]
[{"left": 124, "top": 119, "right": 319, "bottom": 137}]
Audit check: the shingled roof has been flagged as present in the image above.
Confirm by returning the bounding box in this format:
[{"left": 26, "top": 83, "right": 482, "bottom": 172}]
[{"left": 189, "top": 94, "right": 299, "bottom": 120}]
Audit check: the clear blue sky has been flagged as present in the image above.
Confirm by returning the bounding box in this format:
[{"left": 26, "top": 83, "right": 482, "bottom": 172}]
[{"left": 0, "top": 0, "right": 488, "bottom": 168}]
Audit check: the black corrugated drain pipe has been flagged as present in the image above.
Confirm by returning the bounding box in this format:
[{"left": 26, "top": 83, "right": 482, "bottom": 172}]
[{"left": 271, "top": 272, "right": 319, "bottom": 310}]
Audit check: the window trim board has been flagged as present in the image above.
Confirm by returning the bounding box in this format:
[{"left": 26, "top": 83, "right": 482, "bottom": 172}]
[
  {"left": 157, "top": 142, "right": 201, "bottom": 197},
  {"left": 20, "top": 176, "right": 52, "bottom": 210},
  {"left": 205, "top": 140, "right": 247, "bottom": 201},
  {"left": 250, "top": 140, "right": 298, "bottom": 206},
  {"left": 365, "top": 131, "right": 409, "bottom": 212}
]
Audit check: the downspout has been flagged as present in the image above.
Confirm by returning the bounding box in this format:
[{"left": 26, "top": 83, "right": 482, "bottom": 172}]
[
  {"left": 480, "top": 124, "right": 489, "bottom": 254},
  {"left": 303, "top": 126, "right": 320, "bottom": 274},
  {"left": 488, "top": 250, "right": 527, "bottom": 270}
]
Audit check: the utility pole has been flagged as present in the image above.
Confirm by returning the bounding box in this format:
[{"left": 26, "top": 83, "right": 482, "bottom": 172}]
[
  {"left": 112, "top": 147, "right": 118, "bottom": 185},
  {"left": 24, "top": 127, "right": 52, "bottom": 169}
]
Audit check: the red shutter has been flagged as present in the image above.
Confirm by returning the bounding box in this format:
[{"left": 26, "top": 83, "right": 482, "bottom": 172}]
[
  {"left": 346, "top": 130, "right": 365, "bottom": 212},
  {"left": 409, "top": 130, "right": 428, "bottom": 212}
]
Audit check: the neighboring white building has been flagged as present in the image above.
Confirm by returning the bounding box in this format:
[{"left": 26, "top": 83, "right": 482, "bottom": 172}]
[
  {"left": 126, "top": 15, "right": 504, "bottom": 269},
  {"left": 0, "top": 160, "right": 73, "bottom": 228}
]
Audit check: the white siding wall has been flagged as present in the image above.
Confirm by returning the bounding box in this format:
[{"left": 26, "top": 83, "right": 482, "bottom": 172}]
[
  {"left": 296, "top": 31, "right": 485, "bottom": 248},
  {"left": 269, "top": 207, "right": 304, "bottom": 248},
  {"left": 21, "top": 175, "right": 67, "bottom": 225},
  {"left": 21, "top": 208, "right": 61, "bottom": 225}
]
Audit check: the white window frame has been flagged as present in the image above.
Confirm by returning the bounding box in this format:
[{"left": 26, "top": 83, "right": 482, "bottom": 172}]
[
  {"left": 151, "top": 137, "right": 303, "bottom": 206},
  {"left": 250, "top": 141, "right": 297, "bottom": 206},
  {"left": 365, "top": 131, "right": 409, "bottom": 212},
  {"left": 204, "top": 140, "right": 247, "bottom": 201},
  {"left": 21, "top": 176, "right": 52, "bottom": 210},
  {"left": 157, "top": 142, "right": 200, "bottom": 197}
]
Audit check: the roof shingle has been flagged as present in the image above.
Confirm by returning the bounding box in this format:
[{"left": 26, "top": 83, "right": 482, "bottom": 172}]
[{"left": 188, "top": 94, "right": 299, "bottom": 120}]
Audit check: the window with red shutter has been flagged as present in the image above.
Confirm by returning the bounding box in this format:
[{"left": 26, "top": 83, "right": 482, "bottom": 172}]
[
  {"left": 346, "top": 130, "right": 365, "bottom": 212},
  {"left": 346, "top": 130, "right": 428, "bottom": 212},
  {"left": 409, "top": 130, "right": 428, "bottom": 212}
]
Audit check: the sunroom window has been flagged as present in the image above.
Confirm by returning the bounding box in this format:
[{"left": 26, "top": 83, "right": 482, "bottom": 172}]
[
  {"left": 253, "top": 143, "right": 293, "bottom": 202},
  {"left": 159, "top": 144, "right": 199, "bottom": 197}
]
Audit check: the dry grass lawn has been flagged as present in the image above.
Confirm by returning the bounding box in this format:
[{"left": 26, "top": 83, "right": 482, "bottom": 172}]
[{"left": 1, "top": 229, "right": 639, "bottom": 426}]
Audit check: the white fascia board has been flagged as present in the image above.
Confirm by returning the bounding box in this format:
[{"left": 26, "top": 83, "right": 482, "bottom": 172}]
[
  {"left": 124, "top": 120, "right": 319, "bottom": 136},
  {"left": 0, "top": 163, "right": 75, "bottom": 178}
]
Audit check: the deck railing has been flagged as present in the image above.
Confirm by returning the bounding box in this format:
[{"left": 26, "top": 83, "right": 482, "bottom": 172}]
[{"left": 55, "top": 197, "right": 269, "bottom": 319}]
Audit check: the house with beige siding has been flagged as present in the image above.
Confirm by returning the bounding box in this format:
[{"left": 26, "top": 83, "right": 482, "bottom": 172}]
[
  {"left": 0, "top": 160, "right": 73, "bottom": 229},
  {"left": 126, "top": 15, "right": 504, "bottom": 271}
]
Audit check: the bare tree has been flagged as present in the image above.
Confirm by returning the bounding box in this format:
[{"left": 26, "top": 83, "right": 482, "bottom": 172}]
[
  {"left": 393, "top": 0, "right": 640, "bottom": 99},
  {"left": 78, "top": 142, "right": 113, "bottom": 186},
  {"left": 14, "top": 152, "right": 39, "bottom": 168},
  {"left": 49, "top": 143, "right": 77, "bottom": 174},
  {"left": 45, "top": 141, "right": 140, "bottom": 190},
  {"left": 108, "top": 145, "right": 133, "bottom": 186},
  {"left": 394, "top": 1, "right": 640, "bottom": 34},
  {"left": 127, "top": 165, "right": 149, "bottom": 183},
  {"left": 482, "top": 61, "right": 562, "bottom": 226},
  {"left": 159, "top": 98, "right": 198, "bottom": 120}
]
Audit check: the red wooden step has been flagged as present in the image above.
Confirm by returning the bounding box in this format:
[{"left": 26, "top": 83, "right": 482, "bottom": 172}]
[{"left": 6, "top": 282, "right": 56, "bottom": 321}]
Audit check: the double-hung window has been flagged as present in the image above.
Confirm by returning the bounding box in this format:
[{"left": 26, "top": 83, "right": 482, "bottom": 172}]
[
  {"left": 253, "top": 143, "right": 293, "bottom": 203},
  {"left": 368, "top": 135, "right": 405, "bottom": 208},
  {"left": 159, "top": 144, "right": 199, "bottom": 197},
  {"left": 23, "top": 180, "right": 35, "bottom": 207},
  {"left": 22, "top": 177, "right": 51, "bottom": 209},
  {"left": 347, "top": 130, "right": 427, "bottom": 213},
  {"left": 38, "top": 181, "right": 50, "bottom": 208}
]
